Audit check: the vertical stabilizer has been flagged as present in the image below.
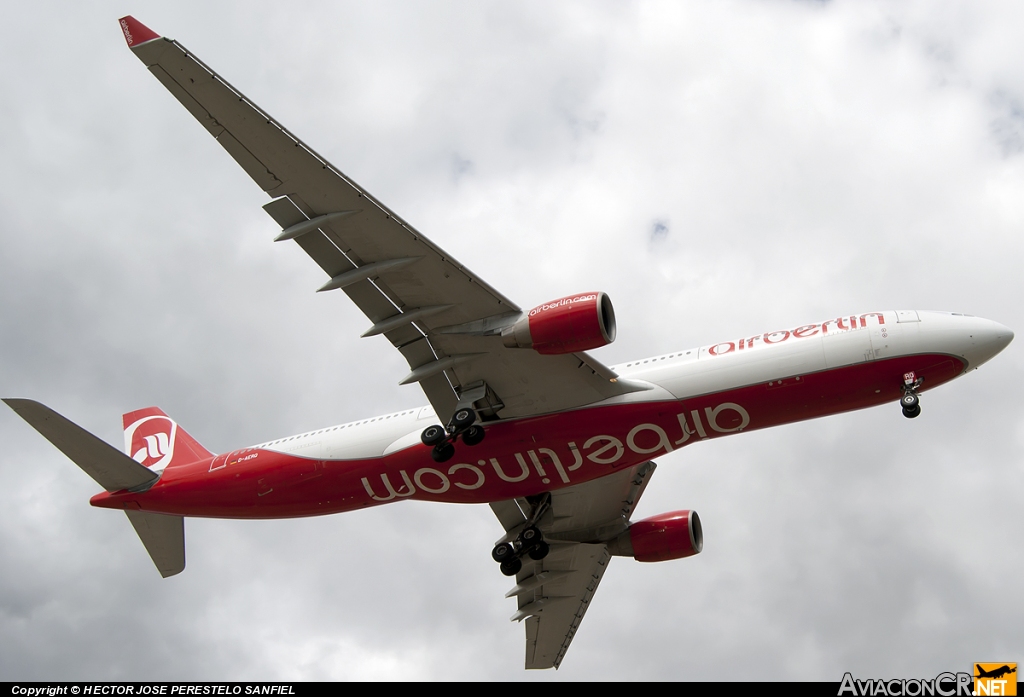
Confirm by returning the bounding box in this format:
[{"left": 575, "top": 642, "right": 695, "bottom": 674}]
[{"left": 123, "top": 407, "right": 213, "bottom": 472}]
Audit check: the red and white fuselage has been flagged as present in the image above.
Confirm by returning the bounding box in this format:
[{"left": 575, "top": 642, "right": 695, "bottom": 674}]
[{"left": 91, "top": 310, "right": 1013, "bottom": 518}]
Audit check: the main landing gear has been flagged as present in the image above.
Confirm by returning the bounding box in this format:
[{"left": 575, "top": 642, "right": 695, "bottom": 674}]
[
  {"left": 420, "top": 408, "right": 486, "bottom": 463},
  {"left": 900, "top": 371, "right": 923, "bottom": 419},
  {"left": 490, "top": 495, "right": 551, "bottom": 576}
]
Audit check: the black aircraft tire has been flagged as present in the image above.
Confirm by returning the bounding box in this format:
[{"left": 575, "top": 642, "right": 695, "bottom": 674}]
[
  {"left": 452, "top": 408, "right": 476, "bottom": 429},
  {"left": 528, "top": 541, "right": 550, "bottom": 561},
  {"left": 492, "top": 542, "right": 514, "bottom": 563},
  {"left": 462, "top": 425, "right": 485, "bottom": 446},
  {"left": 421, "top": 425, "right": 447, "bottom": 446},
  {"left": 520, "top": 526, "right": 541, "bottom": 545},
  {"left": 499, "top": 558, "right": 523, "bottom": 576},
  {"left": 902, "top": 405, "right": 921, "bottom": 419},
  {"left": 431, "top": 442, "right": 456, "bottom": 462}
]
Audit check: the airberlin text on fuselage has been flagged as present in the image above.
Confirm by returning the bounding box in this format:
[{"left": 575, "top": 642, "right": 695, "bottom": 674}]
[
  {"left": 360, "top": 401, "right": 750, "bottom": 501},
  {"left": 707, "top": 313, "right": 884, "bottom": 357}
]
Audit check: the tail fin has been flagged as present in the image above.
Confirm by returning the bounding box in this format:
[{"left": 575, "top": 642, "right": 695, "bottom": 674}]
[
  {"left": 120, "top": 408, "right": 202, "bottom": 577},
  {"left": 123, "top": 407, "right": 213, "bottom": 472}
]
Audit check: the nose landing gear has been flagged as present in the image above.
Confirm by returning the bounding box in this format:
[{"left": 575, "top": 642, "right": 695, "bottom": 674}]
[
  {"left": 420, "top": 408, "right": 486, "bottom": 462},
  {"left": 900, "top": 391, "right": 920, "bottom": 418},
  {"left": 901, "top": 371, "right": 923, "bottom": 419}
]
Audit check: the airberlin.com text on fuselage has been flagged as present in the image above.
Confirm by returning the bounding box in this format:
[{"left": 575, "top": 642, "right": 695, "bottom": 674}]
[{"left": 360, "top": 400, "right": 749, "bottom": 502}]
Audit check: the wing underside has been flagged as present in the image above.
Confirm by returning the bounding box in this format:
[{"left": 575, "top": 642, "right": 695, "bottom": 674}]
[
  {"left": 125, "top": 24, "right": 641, "bottom": 422},
  {"left": 491, "top": 462, "right": 656, "bottom": 669}
]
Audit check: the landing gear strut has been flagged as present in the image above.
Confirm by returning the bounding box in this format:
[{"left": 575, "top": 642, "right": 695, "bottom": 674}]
[
  {"left": 491, "top": 497, "right": 552, "bottom": 576},
  {"left": 901, "top": 371, "right": 923, "bottom": 419},
  {"left": 420, "top": 408, "right": 486, "bottom": 462}
]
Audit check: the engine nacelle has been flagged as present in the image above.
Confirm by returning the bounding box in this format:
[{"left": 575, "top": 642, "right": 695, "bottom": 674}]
[
  {"left": 609, "top": 510, "right": 703, "bottom": 562},
  {"left": 501, "top": 292, "right": 616, "bottom": 355}
]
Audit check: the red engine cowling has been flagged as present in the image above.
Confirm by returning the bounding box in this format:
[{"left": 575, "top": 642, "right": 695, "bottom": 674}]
[
  {"left": 628, "top": 510, "right": 703, "bottom": 562},
  {"left": 501, "top": 292, "right": 616, "bottom": 355}
]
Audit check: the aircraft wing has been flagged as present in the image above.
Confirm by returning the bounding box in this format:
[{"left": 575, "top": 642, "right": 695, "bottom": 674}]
[
  {"left": 120, "top": 17, "right": 641, "bottom": 422},
  {"left": 490, "top": 461, "right": 656, "bottom": 669}
]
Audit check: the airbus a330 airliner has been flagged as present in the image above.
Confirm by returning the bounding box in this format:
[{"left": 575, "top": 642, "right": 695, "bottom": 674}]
[{"left": 3, "top": 17, "right": 1014, "bottom": 670}]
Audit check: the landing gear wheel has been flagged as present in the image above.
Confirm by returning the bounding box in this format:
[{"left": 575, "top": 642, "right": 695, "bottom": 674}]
[
  {"left": 499, "top": 558, "right": 523, "bottom": 577},
  {"left": 462, "top": 425, "right": 485, "bottom": 446},
  {"left": 519, "top": 526, "right": 542, "bottom": 546},
  {"left": 431, "top": 442, "right": 455, "bottom": 463},
  {"left": 527, "top": 541, "right": 550, "bottom": 561},
  {"left": 420, "top": 424, "right": 447, "bottom": 446},
  {"left": 900, "top": 392, "right": 920, "bottom": 410},
  {"left": 491, "top": 542, "right": 515, "bottom": 563},
  {"left": 451, "top": 408, "right": 476, "bottom": 429},
  {"left": 902, "top": 405, "right": 921, "bottom": 419}
]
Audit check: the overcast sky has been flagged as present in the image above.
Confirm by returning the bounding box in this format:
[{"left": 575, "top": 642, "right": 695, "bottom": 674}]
[{"left": 1, "top": 0, "right": 1022, "bottom": 682}]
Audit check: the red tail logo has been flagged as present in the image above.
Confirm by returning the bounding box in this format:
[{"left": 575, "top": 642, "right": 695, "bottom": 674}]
[{"left": 125, "top": 415, "right": 178, "bottom": 470}]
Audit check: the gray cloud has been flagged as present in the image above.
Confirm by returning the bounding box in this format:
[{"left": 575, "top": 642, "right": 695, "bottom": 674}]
[{"left": 1, "top": 0, "right": 1021, "bottom": 681}]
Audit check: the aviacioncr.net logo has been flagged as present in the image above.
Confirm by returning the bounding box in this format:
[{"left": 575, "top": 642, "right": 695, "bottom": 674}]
[
  {"left": 124, "top": 415, "right": 177, "bottom": 471},
  {"left": 839, "top": 672, "right": 973, "bottom": 696},
  {"left": 974, "top": 664, "right": 1017, "bottom": 696}
]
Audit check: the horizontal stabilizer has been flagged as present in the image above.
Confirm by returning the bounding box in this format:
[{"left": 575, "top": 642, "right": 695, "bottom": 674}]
[
  {"left": 3, "top": 399, "right": 159, "bottom": 493},
  {"left": 125, "top": 510, "right": 185, "bottom": 578}
]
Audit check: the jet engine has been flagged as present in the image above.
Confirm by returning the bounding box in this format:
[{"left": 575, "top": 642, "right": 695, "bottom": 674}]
[
  {"left": 608, "top": 510, "right": 703, "bottom": 562},
  {"left": 501, "top": 292, "right": 616, "bottom": 355}
]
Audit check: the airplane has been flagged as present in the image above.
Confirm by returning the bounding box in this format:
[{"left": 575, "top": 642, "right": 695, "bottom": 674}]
[
  {"left": 2, "top": 15, "right": 1014, "bottom": 670},
  {"left": 975, "top": 665, "right": 1017, "bottom": 680}
]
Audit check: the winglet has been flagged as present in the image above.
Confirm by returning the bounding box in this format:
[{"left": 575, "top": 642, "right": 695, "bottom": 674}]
[{"left": 118, "top": 16, "right": 160, "bottom": 47}]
